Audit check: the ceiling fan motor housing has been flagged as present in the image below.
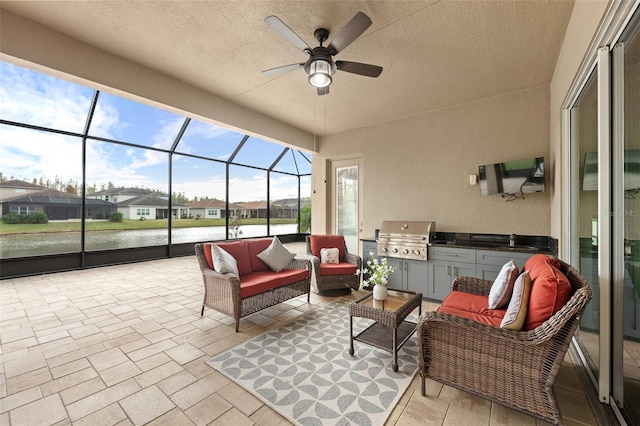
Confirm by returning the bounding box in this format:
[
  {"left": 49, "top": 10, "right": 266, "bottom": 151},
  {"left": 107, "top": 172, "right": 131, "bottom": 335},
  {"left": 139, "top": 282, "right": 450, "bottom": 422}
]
[
  {"left": 304, "top": 47, "right": 336, "bottom": 75},
  {"left": 314, "top": 28, "right": 330, "bottom": 44}
]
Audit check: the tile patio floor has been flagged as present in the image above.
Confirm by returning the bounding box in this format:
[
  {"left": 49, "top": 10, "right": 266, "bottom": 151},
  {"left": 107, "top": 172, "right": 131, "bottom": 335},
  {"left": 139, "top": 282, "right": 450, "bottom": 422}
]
[{"left": 0, "top": 243, "right": 600, "bottom": 425}]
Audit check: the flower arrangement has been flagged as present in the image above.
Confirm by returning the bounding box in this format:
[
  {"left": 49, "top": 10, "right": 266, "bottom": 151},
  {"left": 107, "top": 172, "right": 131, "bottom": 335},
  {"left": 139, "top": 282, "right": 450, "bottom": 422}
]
[{"left": 356, "top": 252, "right": 396, "bottom": 287}]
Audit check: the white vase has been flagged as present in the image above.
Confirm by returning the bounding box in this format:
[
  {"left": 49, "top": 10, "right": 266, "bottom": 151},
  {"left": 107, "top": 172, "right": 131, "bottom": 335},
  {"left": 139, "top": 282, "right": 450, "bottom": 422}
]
[{"left": 373, "top": 284, "right": 388, "bottom": 301}]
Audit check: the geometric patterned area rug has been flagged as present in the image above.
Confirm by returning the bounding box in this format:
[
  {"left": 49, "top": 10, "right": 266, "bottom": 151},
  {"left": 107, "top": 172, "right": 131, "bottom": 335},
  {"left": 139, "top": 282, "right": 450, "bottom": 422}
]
[{"left": 206, "top": 301, "right": 418, "bottom": 426}]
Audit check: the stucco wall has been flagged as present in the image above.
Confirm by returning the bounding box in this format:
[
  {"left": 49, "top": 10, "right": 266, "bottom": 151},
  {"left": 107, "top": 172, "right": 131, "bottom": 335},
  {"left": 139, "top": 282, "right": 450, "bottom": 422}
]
[
  {"left": 549, "top": 0, "right": 610, "bottom": 249},
  {"left": 312, "top": 1, "right": 613, "bottom": 251},
  {"left": 313, "top": 85, "right": 552, "bottom": 239}
]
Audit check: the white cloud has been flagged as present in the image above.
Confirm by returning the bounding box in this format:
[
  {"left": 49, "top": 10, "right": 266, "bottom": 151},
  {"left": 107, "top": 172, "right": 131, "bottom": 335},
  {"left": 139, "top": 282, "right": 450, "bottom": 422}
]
[
  {"left": 0, "top": 63, "right": 91, "bottom": 133},
  {"left": 0, "top": 126, "right": 82, "bottom": 183}
]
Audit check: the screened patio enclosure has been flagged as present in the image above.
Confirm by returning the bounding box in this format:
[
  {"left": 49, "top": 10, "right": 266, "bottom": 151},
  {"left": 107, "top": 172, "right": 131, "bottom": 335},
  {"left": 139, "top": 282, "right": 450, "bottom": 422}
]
[{"left": 0, "top": 62, "right": 312, "bottom": 278}]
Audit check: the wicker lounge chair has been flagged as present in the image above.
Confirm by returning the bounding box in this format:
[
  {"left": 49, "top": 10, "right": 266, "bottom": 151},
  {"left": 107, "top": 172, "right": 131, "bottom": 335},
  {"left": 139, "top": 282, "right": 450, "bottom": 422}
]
[
  {"left": 306, "top": 235, "right": 362, "bottom": 294},
  {"left": 416, "top": 258, "right": 592, "bottom": 425}
]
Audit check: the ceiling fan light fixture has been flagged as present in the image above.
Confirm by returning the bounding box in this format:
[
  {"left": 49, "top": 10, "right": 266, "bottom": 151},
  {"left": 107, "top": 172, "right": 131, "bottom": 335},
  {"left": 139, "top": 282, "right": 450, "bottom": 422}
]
[{"left": 308, "top": 59, "right": 333, "bottom": 88}]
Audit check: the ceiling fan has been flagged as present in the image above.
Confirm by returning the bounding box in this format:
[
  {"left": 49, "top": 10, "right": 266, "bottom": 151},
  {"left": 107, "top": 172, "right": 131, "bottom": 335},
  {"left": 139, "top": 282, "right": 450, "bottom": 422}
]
[{"left": 262, "top": 12, "right": 383, "bottom": 95}]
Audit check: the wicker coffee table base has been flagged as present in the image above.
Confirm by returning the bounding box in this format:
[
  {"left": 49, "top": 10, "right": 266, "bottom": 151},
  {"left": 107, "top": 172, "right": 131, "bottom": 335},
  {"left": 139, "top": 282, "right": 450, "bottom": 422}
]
[
  {"left": 349, "top": 320, "right": 417, "bottom": 372},
  {"left": 348, "top": 290, "right": 422, "bottom": 372}
]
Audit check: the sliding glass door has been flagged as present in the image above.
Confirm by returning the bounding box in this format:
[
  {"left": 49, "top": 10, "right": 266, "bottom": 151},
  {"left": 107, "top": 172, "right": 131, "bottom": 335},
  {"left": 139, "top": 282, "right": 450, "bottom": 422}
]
[
  {"left": 613, "top": 17, "right": 640, "bottom": 422},
  {"left": 572, "top": 69, "right": 601, "bottom": 382},
  {"left": 568, "top": 6, "right": 640, "bottom": 423}
]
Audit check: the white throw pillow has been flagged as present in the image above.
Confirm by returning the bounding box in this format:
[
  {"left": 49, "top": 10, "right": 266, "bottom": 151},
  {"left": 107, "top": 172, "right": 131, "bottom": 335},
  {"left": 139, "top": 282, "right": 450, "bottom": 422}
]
[
  {"left": 501, "top": 270, "right": 532, "bottom": 330},
  {"left": 257, "top": 236, "right": 296, "bottom": 272},
  {"left": 320, "top": 247, "right": 339, "bottom": 264},
  {"left": 210, "top": 244, "right": 239, "bottom": 276},
  {"left": 488, "top": 259, "right": 519, "bottom": 309}
]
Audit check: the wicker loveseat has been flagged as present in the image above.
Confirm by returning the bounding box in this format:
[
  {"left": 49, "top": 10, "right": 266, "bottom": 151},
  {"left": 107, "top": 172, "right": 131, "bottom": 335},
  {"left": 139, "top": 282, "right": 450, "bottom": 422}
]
[
  {"left": 195, "top": 238, "right": 311, "bottom": 331},
  {"left": 417, "top": 256, "right": 592, "bottom": 425}
]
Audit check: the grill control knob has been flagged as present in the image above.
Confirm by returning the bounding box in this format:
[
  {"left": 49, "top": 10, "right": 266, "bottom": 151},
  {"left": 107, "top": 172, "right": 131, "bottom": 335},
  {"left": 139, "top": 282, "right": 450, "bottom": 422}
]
[
  {"left": 392, "top": 248, "right": 398, "bottom": 254},
  {"left": 381, "top": 247, "right": 388, "bottom": 253},
  {"left": 403, "top": 249, "right": 409, "bottom": 255}
]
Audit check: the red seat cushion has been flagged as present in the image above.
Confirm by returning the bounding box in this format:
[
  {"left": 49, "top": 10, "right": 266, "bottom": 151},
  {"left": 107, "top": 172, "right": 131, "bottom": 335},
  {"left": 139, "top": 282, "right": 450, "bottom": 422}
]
[
  {"left": 240, "top": 271, "right": 279, "bottom": 298},
  {"left": 276, "top": 269, "right": 309, "bottom": 286},
  {"left": 309, "top": 235, "right": 346, "bottom": 261},
  {"left": 247, "top": 238, "right": 273, "bottom": 272},
  {"left": 239, "top": 270, "right": 309, "bottom": 298},
  {"left": 523, "top": 254, "right": 573, "bottom": 330},
  {"left": 215, "top": 241, "right": 252, "bottom": 276},
  {"left": 438, "top": 291, "right": 505, "bottom": 327},
  {"left": 319, "top": 262, "right": 358, "bottom": 276}
]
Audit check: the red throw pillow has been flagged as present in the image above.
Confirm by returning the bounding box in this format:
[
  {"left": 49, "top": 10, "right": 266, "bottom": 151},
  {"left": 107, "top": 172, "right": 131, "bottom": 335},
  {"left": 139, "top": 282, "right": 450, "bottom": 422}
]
[
  {"left": 247, "top": 238, "right": 273, "bottom": 272},
  {"left": 309, "top": 235, "right": 346, "bottom": 261},
  {"left": 215, "top": 240, "right": 252, "bottom": 276},
  {"left": 203, "top": 243, "right": 214, "bottom": 269},
  {"left": 524, "top": 255, "right": 573, "bottom": 330}
]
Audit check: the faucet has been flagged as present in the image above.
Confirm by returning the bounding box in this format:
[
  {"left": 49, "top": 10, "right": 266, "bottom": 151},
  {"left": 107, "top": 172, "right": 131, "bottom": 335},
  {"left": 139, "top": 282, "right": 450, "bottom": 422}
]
[{"left": 510, "top": 234, "right": 516, "bottom": 248}]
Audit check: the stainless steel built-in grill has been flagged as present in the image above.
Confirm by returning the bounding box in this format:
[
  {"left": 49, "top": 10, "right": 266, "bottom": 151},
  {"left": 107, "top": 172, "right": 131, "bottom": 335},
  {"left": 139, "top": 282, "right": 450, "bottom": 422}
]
[{"left": 377, "top": 221, "right": 435, "bottom": 261}]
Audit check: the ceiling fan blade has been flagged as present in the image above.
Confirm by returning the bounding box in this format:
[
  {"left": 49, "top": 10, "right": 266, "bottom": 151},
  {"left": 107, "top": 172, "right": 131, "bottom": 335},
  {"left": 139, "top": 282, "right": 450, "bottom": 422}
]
[
  {"left": 262, "top": 63, "right": 305, "bottom": 77},
  {"left": 336, "top": 61, "right": 383, "bottom": 78},
  {"left": 328, "top": 12, "right": 372, "bottom": 54},
  {"left": 317, "top": 86, "right": 330, "bottom": 96},
  {"left": 264, "top": 16, "right": 311, "bottom": 53}
]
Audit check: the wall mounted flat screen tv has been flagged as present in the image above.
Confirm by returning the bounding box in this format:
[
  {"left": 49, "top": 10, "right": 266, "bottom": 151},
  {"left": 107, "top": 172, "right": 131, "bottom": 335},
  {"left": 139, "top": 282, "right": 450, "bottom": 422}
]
[
  {"left": 478, "top": 157, "right": 545, "bottom": 196},
  {"left": 582, "top": 149, "right": 640, "bottom": 191}
]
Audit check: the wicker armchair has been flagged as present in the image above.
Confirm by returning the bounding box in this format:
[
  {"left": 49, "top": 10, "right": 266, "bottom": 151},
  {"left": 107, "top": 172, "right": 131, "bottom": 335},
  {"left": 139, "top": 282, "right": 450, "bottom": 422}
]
[
  {"left": 306, "top": 235, "right": 362, "bottom": 294},
  {"left": 417, "top": 259, "right": 592, "bottom": 425}
]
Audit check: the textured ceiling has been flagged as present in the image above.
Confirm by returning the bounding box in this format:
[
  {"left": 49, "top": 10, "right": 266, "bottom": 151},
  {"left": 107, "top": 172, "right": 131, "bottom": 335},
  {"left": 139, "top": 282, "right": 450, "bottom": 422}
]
[{"left": 0, "top": 0, "right": 574, "bottom": 137}]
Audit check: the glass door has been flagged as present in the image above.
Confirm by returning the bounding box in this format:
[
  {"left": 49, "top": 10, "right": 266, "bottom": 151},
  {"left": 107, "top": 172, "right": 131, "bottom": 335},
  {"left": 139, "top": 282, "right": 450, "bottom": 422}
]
[
  {"left": 331, "top": 158, "right": 362, "bottom": 255},
  {"left": 613, "top": 15, "right": 640, "bottom": 423},
  {"left": 572, "top": 69, "right": 602, "bottom": 383},
  {"left": 569, "top": 9, "right": 640, "bottom": 423}
]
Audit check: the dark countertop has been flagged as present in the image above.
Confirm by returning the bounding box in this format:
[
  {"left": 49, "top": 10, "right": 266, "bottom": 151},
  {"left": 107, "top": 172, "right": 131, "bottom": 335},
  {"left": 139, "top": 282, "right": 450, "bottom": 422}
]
[
  {"left": 362, "top": 232, "right": 557, "bottom": 255},
  {"left": 428, "top": 240, "right": 554, "bottom": 254}
]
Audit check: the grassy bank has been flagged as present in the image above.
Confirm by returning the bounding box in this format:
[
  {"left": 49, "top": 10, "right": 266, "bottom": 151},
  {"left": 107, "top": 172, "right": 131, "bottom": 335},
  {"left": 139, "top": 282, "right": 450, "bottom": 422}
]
[{"left": 0, "top": 218, "right": 297, "bottom": 235}]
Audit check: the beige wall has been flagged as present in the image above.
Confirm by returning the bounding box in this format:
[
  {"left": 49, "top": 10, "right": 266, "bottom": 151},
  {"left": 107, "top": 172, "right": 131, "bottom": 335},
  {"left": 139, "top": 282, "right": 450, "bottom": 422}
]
[
  {"left": 312, "top": 1, "right": 611, "bottom": 250},
  {"left": 548, "top": 0, "right": 610, "bottom": 249},
  {"left": 313, "top": 86, "right": 552, "bottom": 239}
]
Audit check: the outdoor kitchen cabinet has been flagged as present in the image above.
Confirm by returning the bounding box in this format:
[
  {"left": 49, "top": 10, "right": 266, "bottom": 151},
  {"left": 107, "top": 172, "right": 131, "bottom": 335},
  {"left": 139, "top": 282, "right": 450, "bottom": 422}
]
[
  {"left": 362, "top": 240, "right": 377, "bottom": 261},
  {"left": 426, "top": 247, "right": 476, "bottom": 301},
  {"left": 361, "top": 239, "right": 378, "bottom": 287},
  {"left": 382, "top": 257, "right": 428, "bottom": 293},
  {"left": 475, "top": 249, "right": 533, "bottom": 281}
]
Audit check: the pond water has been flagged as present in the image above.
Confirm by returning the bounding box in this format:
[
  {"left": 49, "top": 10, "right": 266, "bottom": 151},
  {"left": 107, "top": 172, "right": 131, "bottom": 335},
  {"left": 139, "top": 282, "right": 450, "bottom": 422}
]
[{"left": 0, "top": 224, "right": 298, "bottom": 258}]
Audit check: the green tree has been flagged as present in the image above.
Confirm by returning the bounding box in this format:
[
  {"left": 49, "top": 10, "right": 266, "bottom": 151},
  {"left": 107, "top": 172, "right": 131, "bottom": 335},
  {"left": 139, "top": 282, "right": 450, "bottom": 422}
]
[
  {"left": 299, "top": 203, "right": 311, "bottom": 233},
  {"left": 108, "top": 211, "right": 123, "bottom": 222}
]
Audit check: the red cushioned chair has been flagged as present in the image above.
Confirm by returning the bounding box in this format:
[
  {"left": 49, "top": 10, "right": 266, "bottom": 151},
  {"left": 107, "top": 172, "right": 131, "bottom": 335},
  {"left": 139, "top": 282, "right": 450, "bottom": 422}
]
[
  {"left": 306, "top": 235, "right": 362, "bottom": 295},
  {"left": 416, "top": 258, "right": 592, "bottom": 425}
]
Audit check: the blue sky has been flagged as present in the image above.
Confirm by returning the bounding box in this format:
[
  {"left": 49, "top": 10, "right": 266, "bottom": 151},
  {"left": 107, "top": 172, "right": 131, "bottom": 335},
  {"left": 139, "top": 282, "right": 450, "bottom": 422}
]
[{"left": 0, "top": 61, "right": 311, "bottom": 201}]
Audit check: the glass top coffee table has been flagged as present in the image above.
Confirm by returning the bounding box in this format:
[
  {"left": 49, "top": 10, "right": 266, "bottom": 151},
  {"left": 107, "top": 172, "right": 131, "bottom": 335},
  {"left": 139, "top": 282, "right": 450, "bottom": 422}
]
[{"left": 348, "top": 288, "right": 422, "bottom": 372}]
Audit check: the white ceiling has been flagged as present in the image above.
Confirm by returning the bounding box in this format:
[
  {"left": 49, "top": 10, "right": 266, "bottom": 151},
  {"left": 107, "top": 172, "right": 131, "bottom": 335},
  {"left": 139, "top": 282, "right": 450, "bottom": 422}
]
[{"left": 0, "top": 0, "right": 574, "bottom": 137}]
